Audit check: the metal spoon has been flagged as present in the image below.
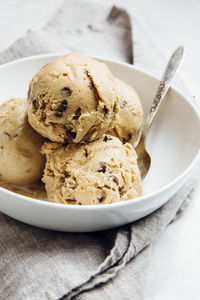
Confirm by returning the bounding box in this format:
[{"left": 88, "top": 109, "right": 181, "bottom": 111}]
[{"left": 135, "top": 46, "right": 184, "bottom": 180}]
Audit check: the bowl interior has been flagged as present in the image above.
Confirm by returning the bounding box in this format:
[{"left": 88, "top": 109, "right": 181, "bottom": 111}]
[{"left": 0, "top": 54, "right": 199, "bottom": 197}]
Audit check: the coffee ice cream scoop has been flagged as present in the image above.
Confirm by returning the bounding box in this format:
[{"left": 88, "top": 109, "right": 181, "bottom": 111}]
[
  {"left": 107, "top": 78, "right": 143, "bottom": 144},
  {"left": 27, "top": 52, "right": 118, "bottom": 144},
  {"left": 0, "top": 98, "right": 45, "bottom": 186},
  {"left": 41, "top": 135, "right": 142, "bottom": 205}
]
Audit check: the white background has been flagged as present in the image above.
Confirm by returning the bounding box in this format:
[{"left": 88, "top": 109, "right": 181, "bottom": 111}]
[{"left": 0, "top": 1, "right": 199, "bottom": 299}]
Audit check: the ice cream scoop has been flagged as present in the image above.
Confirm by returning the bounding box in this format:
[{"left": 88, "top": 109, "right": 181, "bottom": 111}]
[
  {"left": 27, "top": 52, "right": 118, "bottom": 144},
  {"left": 41, "top": 135, "right": 142, "bottom": 205},
  {"left": 0, "top": 98, "right": 45, "bottom": 186},
  {"left": 107, "top": 78, "right": 143, "bottom": 144}
]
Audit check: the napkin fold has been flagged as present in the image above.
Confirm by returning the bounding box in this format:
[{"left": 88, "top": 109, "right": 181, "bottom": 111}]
[
  {"left": 0, "top": 1, "right": 199, "bottom": 299},
  {"left": 0, "top": 2, "right": 133, "bottom": 65}
]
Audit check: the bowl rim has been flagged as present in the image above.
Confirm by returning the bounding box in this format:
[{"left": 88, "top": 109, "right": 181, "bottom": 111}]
[{"left": 0, "top": 52, "right": 199, "bottom": 211}]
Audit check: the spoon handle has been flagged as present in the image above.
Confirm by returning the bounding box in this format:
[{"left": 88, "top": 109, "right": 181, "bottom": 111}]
[{"left": 141, "top": 46, "right": 184, "bottom": 140}]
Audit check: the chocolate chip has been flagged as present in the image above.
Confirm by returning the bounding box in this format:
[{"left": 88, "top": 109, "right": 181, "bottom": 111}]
[
  {"left": 55, "top": 111, "right": 63, "bottom": 118},
  {"left": 128, "top": 132, "right": 132, "bottom": 141},
  {"left": 103, "top": 135, "right": 112, "bottom": 142},
  {"left": 60, "top": 177, "right": 65, "bottom": 184},
  {"left": 0, "top": 146, "right": 4, "bottom": 149},
  {"left": 57, "top": 100, "right": 68, "bottom": 112},
  {"left": 26, "top": 169, "right": 31, "bottom": 173},
  {"left": 62, "top": 100, "right": 68, "bottom": 105},
  {"left": 65, "top": 171, "right": 70, "bottom": 178},
  {"left": 32, "top": 99, "right": 38, "bottom": 109},
  {"left": 98, "top": 162, "right": 107, "bottom": 173},
  {"left": 63, "top": 141, "right": 69, "bottom": 147},
  {"left": 98, "top": 196, "right": 104, "bottom": 203},
  {"left": 4, "top": 132, "right": 11, "bottom": 138},
  {"left": 112, "top": 175, "right": 119, "bottom": 185},
  {"left": 66, "top": 130, "right": 76, "bottom": 141},
  {"left": 103, "top": 105, "right": 108, "bottom": 114},
  {"left": 13, "top": 134, "right": 18, "bottom": 139},
  {"left": 66, "top": 199, "right": 76, "bottom": 203},
  {"left": 84, "top": 149, "right": 88, "bottom": 157},
  {"left": 74, "top": 107, "right": 81, "bottom": 120},
  {"left": 118, "top": 186, "right": 123, "bottom": 196},
  {"left": 61, "top": 87, "right": 72, "bottom": 97},
  {"left": 104, "top": 136, "right": 108, "bottom": 142},
  {"left": 71, "top": 132, "right": 76, "bottom": 139}
]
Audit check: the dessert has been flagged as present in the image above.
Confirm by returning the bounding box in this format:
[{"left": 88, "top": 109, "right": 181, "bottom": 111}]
[
  {"left": 41, "top": 135, "right": 142, "bottom": 205},
  {"left": 0, "top": 98, "right": 45, "bottom": 186},
  {"left": 27, "top": 52, "right": 118, "bottom": 144},
  {"left": 107, "top": 78, "right": 143, "bottom": 144},
  {"left": 0, "top": 53, "right": 143, "bottom": 205}
]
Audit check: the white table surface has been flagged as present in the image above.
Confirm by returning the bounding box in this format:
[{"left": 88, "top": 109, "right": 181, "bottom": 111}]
[{"left": 0, "top": 1, "right": 199, "bottom": 299}]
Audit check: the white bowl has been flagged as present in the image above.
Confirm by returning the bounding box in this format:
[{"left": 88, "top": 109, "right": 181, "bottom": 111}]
[{"left": 0, "top": 54, "right": 199, "bottom": 232}]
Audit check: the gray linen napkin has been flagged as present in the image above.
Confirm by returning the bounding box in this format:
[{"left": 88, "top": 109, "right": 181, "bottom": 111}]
[{"left": 0, "top": 1, "right": 199, "bottom": 299}]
